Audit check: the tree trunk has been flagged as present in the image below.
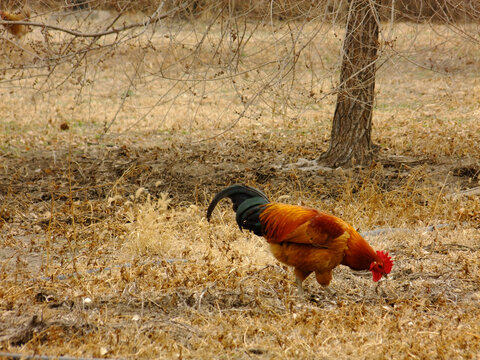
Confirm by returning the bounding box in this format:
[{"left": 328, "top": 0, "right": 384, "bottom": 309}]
[{"left": 319, "top": 0, "right": 380, "bottom": 167}]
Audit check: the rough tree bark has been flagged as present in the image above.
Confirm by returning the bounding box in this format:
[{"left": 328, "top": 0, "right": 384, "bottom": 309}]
[{"left": 319, "top": 0, "right": 380, "bottom": 167}]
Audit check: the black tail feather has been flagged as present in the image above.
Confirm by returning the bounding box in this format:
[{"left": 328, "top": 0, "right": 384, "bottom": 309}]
[{"left": 206, "top": 184, "right": 269, "bottom": 236}]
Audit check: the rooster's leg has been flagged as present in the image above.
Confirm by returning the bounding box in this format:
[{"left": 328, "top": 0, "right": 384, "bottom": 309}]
[
  {"left": 295, "top": 277, "right": 305, "bottom": 296},
  {"left": 294, "top": 268, "right": 312, "bottom": 296}
]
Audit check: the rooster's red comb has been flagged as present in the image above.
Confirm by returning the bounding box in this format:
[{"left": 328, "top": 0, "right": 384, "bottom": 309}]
[{"left": 377, "top": 250, "right": 393, "bottom": 274}]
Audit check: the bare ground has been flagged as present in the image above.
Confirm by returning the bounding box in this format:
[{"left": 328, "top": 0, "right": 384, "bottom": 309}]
[{"left": 0, "top": 132, "right": 479, "bottom": 359}]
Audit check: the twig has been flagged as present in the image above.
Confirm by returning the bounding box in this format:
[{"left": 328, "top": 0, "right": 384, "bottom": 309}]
[
  {"left": 0, "top": 6, "right": 181, "bottom": 38},
  {"left": 360, "top": 223, "right": 452, "bottom": 237},
  {"left": 197, "top": 281, "right": 217, "bottom": 309},
  {"left": 445, "top": 186, "right": 480, "bottom": 199}
]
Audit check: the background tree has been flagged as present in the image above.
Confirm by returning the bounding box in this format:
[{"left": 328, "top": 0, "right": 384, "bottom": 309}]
[{"left": 319, "top": 0, "right": 380, "bottom": 167}]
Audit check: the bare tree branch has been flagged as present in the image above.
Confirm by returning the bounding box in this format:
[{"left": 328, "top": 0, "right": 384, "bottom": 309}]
[{"left": 0, "top": 6, "right": 181, "bottom": 38}]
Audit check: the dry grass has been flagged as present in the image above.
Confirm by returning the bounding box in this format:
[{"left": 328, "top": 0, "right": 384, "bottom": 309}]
[{"left": 0, "top": 12, "right": 480, "bottom": 359}]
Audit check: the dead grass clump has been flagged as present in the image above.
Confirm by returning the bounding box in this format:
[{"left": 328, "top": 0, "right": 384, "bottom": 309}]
[
  {"left": 123, "top": 190, "right": 272, "bottom": 268},
  {"left": 124, "top": 191, "right": 179, "bottom": 257}
]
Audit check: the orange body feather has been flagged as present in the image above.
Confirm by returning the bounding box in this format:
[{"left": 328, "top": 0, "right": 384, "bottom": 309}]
[{"left": 259, "top": 204, "right": 320, "bottom": 243}]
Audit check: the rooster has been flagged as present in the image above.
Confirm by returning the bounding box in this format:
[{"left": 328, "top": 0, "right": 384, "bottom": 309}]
[
  {"left": 0, "top": 9, "right": 30, "bottom": 38},
  {"left": 207, "top": 184, "right": 393, "bottom": 295}
]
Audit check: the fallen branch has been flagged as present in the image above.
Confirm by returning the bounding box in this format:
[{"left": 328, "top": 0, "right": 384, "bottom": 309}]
[
  {"left": 445, "top": 186, "right": 480, "bottom": 200},
  {"left": 361, "top": 223, "right": 452, "bottom": 237}
]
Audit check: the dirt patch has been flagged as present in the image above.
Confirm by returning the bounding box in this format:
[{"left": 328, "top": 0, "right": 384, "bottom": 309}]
[{"left": 1, "top": 136, "right": 477, "bottom": 208}]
